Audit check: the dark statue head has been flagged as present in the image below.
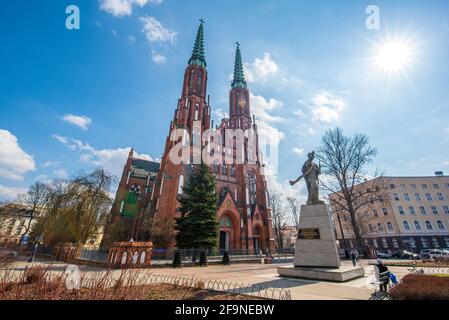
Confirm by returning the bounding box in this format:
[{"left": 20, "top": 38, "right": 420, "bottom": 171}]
[{"left": 307, "top": 151, "right": 315, "bottom": 161}]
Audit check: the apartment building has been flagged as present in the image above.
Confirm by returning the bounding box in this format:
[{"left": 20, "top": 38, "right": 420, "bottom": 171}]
[{"left": 330, "top": 173, "right": 449, "bottom": 254}]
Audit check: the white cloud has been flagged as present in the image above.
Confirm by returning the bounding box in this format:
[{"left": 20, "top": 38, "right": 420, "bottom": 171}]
[
  {"left": 152, "top": 52, "right": 166, "bottom": 64},
  {"left": 128, "top": 35, "right": 136, "bottom": 43},
  {"left": 0, "top": 130, "right": 36, "bottom": 181},
  {"left": 310, "top": 91, "right": 346, "bottom": 123},
  {"left": 53, "top": 169, "right": 69, "bottom": 179},
  {"left": 52, "top": 135, "right": 155, "bottom": 177},
  {"left": 212, "top": 108, "right": 229, "bottom": 120},
  {"left": 244, "top": 53, "right": 279, "bottom": 83},
  {"left": 292, "top": 147, "right": 304, "bottom": 157},
  {"left": 100, "top": 0, "right": 163, "bottom": 17},
  {"left": 139, "top": 16, "right": 177, "bottom": 44},
  {"left": 0, "top": 184, "right": 27, "bottom": 201},
  {"left": 250, "top": 93, "right": 284, "bottom": 123},
  {"left": 40, "top": 161, "right": 60, "bottom": 168},
  {"left": 112, "top": 29, "right": 118, "bottom": 36},
  {"left": 62, "top": 114, "right": 92, "bottom": 130}
]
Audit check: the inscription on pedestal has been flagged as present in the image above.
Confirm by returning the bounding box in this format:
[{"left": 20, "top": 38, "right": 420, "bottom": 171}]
[{"left": 297, "top": 228, "right": 320, "bottom": 240}]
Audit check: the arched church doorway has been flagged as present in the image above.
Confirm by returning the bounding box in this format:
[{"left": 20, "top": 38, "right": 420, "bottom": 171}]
[
  {"left": 219, "top": 216, "right": 233, "bottom": 253},
  {"left": 253, "top": 226, "right": 263, "bottom": 255}
]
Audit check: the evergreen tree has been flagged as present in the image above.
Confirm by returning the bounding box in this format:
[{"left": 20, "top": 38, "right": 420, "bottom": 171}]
[
  {"left": 172, "top": 251, "right": 182, "bottom": 268},
  {"left": 175, "top": 162, "right": 219, "bottom": 250}
]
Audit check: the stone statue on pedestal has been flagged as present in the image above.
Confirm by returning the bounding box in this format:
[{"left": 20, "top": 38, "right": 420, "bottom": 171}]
[{"left": 289, "top": 151, "right": 325, "bottom": 205}]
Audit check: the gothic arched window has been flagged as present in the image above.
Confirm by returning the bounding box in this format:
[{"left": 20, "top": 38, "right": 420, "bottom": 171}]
[
  {"left": 248, "top": 169, "right": 256, "bottom": 205},
  {"left": 196, "top": 70, "right": 202, "bottom": 93},
  {"left": 194, "top": 104, "right": 199, "bottom": 120},
  {"left": 178, "top": 175, "right": 184, "bottom": 194},
  {"left": 189, "top": 69, "right": 195, "bottom": 91}
]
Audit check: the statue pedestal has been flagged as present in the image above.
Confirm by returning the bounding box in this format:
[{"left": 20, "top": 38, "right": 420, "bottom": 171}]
[{"left": 278, "top": 205, "right": 364, "bottom": 282}]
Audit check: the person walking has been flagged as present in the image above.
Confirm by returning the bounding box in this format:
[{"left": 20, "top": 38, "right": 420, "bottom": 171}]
[{"left": 350, "top": 248, "right": 358, "bottom": 266}]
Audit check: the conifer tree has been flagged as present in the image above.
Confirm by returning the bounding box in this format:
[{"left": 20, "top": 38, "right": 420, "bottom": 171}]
[{"left": 175, "top": 162, "right": 219, "bottom": 250}]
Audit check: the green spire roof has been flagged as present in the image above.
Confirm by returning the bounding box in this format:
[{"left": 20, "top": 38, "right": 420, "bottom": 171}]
[
  {"left": 188, "top": 19, "right": 206, "bottom": 68},
  {"left": 232, "top": 42, "right": 247, "bottom": 89}
]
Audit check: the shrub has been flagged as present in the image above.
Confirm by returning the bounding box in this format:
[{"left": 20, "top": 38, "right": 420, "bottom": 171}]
[{"left": 389, "top": 274, "right": 449, "bottom": 300}]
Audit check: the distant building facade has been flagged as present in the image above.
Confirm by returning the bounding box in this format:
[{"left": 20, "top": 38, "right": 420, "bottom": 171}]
[
  {"left": 104, "top": 148, "right": 160, "bottom": 242},
  {"left": 331, "top": 174, "right": 449, "bottom": 254}
]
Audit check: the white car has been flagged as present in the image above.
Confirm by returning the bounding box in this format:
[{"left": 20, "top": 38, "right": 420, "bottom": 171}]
[{"left": 429, "top": 250, "right": 449, "bottom": 259}]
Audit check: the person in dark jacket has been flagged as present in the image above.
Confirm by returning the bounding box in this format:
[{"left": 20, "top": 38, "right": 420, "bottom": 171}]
[
  {"left": 350, "top": 248, "right": 358, "bottom": 266},
  {"left": 375, "top": 259, "right": 390, "bottom": 292}
]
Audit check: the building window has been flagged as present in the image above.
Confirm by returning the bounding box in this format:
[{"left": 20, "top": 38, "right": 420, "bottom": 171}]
[
  {"left": 373, "top": 209, "right": 378, "bottom": 217},
  {"left": 377, "top": 223, "right": 384, "bottom": 232},
  {"left": 382, "top": 238, "right": 388, "bottom": 248},
  {"left": 445, "top": 238, "right": 449, "bottom": 247},
  {"left": 403, "top": 221, "right": 410, "bottom": 231},
  {"left": 415, "top": 193, "right": 421, "bottom": 202},
  {"left": 421, "top": 238, "right": 428, "bottom": 248},
  {"left": 189, "top": 69, "right": 195, "bottom": 90},
  {"left": 230, "top": 164, "right": 235, "bottom": 177},
  {"left": 398, "top": 206, "right": 405, "bottom": 215},
  {"left": 393, "top": 239, "right": 399, "bottom": 248},
  {"left": 444, "top": 206, "right": 449, "bottom": 214},
  {"left": 222, "top": 161, "right": 227, "bottom": 175},
  {"left": 432, "top": 238, "right": 440, "bottom": 248},
  {"left": 178, "top": 175, "right": 184, "bottom": 195},
  {"left": 437, "top": 193, "right": 444, "bottom": 201},
  {"left": 194, "top": 104, "right": 199, "bottom": 120},
  {"left": 368, "top": 224, "right": 375, "bottom": 233},
  {"left": 393, "top": 193, "right": 400, "bottom": 201},
  {"left": 196, "top": 70, "right": 202, "bottom": 93},
  {"left": 433, "top": 184, "right": 439, "bottom": 189},
  {"left": 404, "top": 193, "right": 410, "bottom": 201},
  {"left": 420, "top": 206, "right": 427, "bottom": 215},
  {"left": 411, "top": 184, "right": 417, "bottom": 190},
  {"left": 409, "top": 206, "right": 415, "bottom": 215},
  {"left": 390, "top": 184, "right": 396, "bottom": 189},
  {"left": 425, "top": 220, "right": 433, "bottom": 230},
  {"left": 445, "top": 183, "right": 449, "bottom": 189},
  {"left": 373, "top": 239, "right": 378, "bottom": 248},
  {"left": 422, "top": 184, "right": 428, "bottom": 189},
  {"left": 431, "top": 206, "right": 438, "bottom": 215},
  {"left": 425, "top": 193, "right": 432, "bottom": 201},
  {"left": 401, "top": 184, "right": 406, "bottom": 190},
  {"left": 414, "top": 221, "right": 422, "bottom": 231},
  {"left": 387, "top": 222, "right": 394, "bottom": 232},
  {"left": 437, "top": 220, "right": 445, "bottom": 231},
  {"left": 382, "top": 208, "right": 388, "bottom": 216}
]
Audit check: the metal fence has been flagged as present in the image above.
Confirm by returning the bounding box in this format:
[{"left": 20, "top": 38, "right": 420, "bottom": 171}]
[{"left": 79, "top": 248, "right": 108, "bottom": 262}]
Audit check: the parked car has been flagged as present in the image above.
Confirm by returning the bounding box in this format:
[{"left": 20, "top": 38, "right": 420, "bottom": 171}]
[
  {"left": 429, "top": 249, "right": 449, "bottom": 259},
  {"left": 420, "top": 249, "right": 432, "bottom": 259},
  {"left": 376, "top": 251, "right": 391, "bottom": 259},
  {"left": 391, "top": 250, "right": 420, "bottom": 260}
]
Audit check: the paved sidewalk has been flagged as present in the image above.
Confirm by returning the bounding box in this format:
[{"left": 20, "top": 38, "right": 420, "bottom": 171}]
[{"left": 3, "top": 258, "right": 413, "bottom": 300}]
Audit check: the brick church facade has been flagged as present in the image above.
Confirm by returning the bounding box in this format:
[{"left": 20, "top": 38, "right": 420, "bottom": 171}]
[{"left": 107, "top": 21, "right": 275, "bottom": 254}]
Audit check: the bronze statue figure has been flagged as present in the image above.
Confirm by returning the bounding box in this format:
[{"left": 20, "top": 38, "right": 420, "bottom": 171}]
[{"left": 289, "top": 151, "right": 325, "bottom": 205}]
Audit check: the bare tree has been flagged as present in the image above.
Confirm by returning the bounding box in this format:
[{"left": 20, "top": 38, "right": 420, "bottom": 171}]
[
  {"left": 317, "top": 127, "right": 386, "bottom": 257},
  {"left": 17, "top": 182, "right": 50, "bottom": 238},
  {"left": 269, "top": 193, "right": 288, "bottom": 252},
  {"left": 286, "top": 197, "right": 300, "bottom": 229}
]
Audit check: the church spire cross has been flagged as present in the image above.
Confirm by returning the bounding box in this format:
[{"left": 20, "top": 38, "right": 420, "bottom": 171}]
[
  {"left": 188, "top": 19, "right": 207, "bottom": 68},
  {"left": 232, "top": 42, "right": 247, "bottom": 89}
]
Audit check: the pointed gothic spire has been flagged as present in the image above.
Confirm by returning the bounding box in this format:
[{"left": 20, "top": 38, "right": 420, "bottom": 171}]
[
  {"left": 188, "top": 19, "right": 206, "bottom": 68},
  {"left": 232, "top": 42, "right": 247, "bottom": 89}
]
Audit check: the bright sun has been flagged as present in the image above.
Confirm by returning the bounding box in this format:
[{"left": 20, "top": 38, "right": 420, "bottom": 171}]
[{"left": 375, "top": 40, "right": 412, "bottom": 72}]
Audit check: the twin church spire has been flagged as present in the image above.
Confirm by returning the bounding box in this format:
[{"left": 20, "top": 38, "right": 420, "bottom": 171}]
[{"left": 187, "top": 20, "right": 247, "bottom": 90}]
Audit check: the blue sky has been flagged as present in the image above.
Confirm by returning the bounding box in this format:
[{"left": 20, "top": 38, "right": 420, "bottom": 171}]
[{"left": 1, "top": 0, "right": 449, "bottom": 201}]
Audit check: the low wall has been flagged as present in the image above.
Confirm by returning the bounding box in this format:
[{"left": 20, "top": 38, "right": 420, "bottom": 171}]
[{"left": 108, "top": 241, "right": 153, "bottom": 269}]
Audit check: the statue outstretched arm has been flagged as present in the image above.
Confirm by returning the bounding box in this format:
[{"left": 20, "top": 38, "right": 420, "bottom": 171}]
[{"left": 289, "top": 175, "right": 304, "bottom": 186}]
